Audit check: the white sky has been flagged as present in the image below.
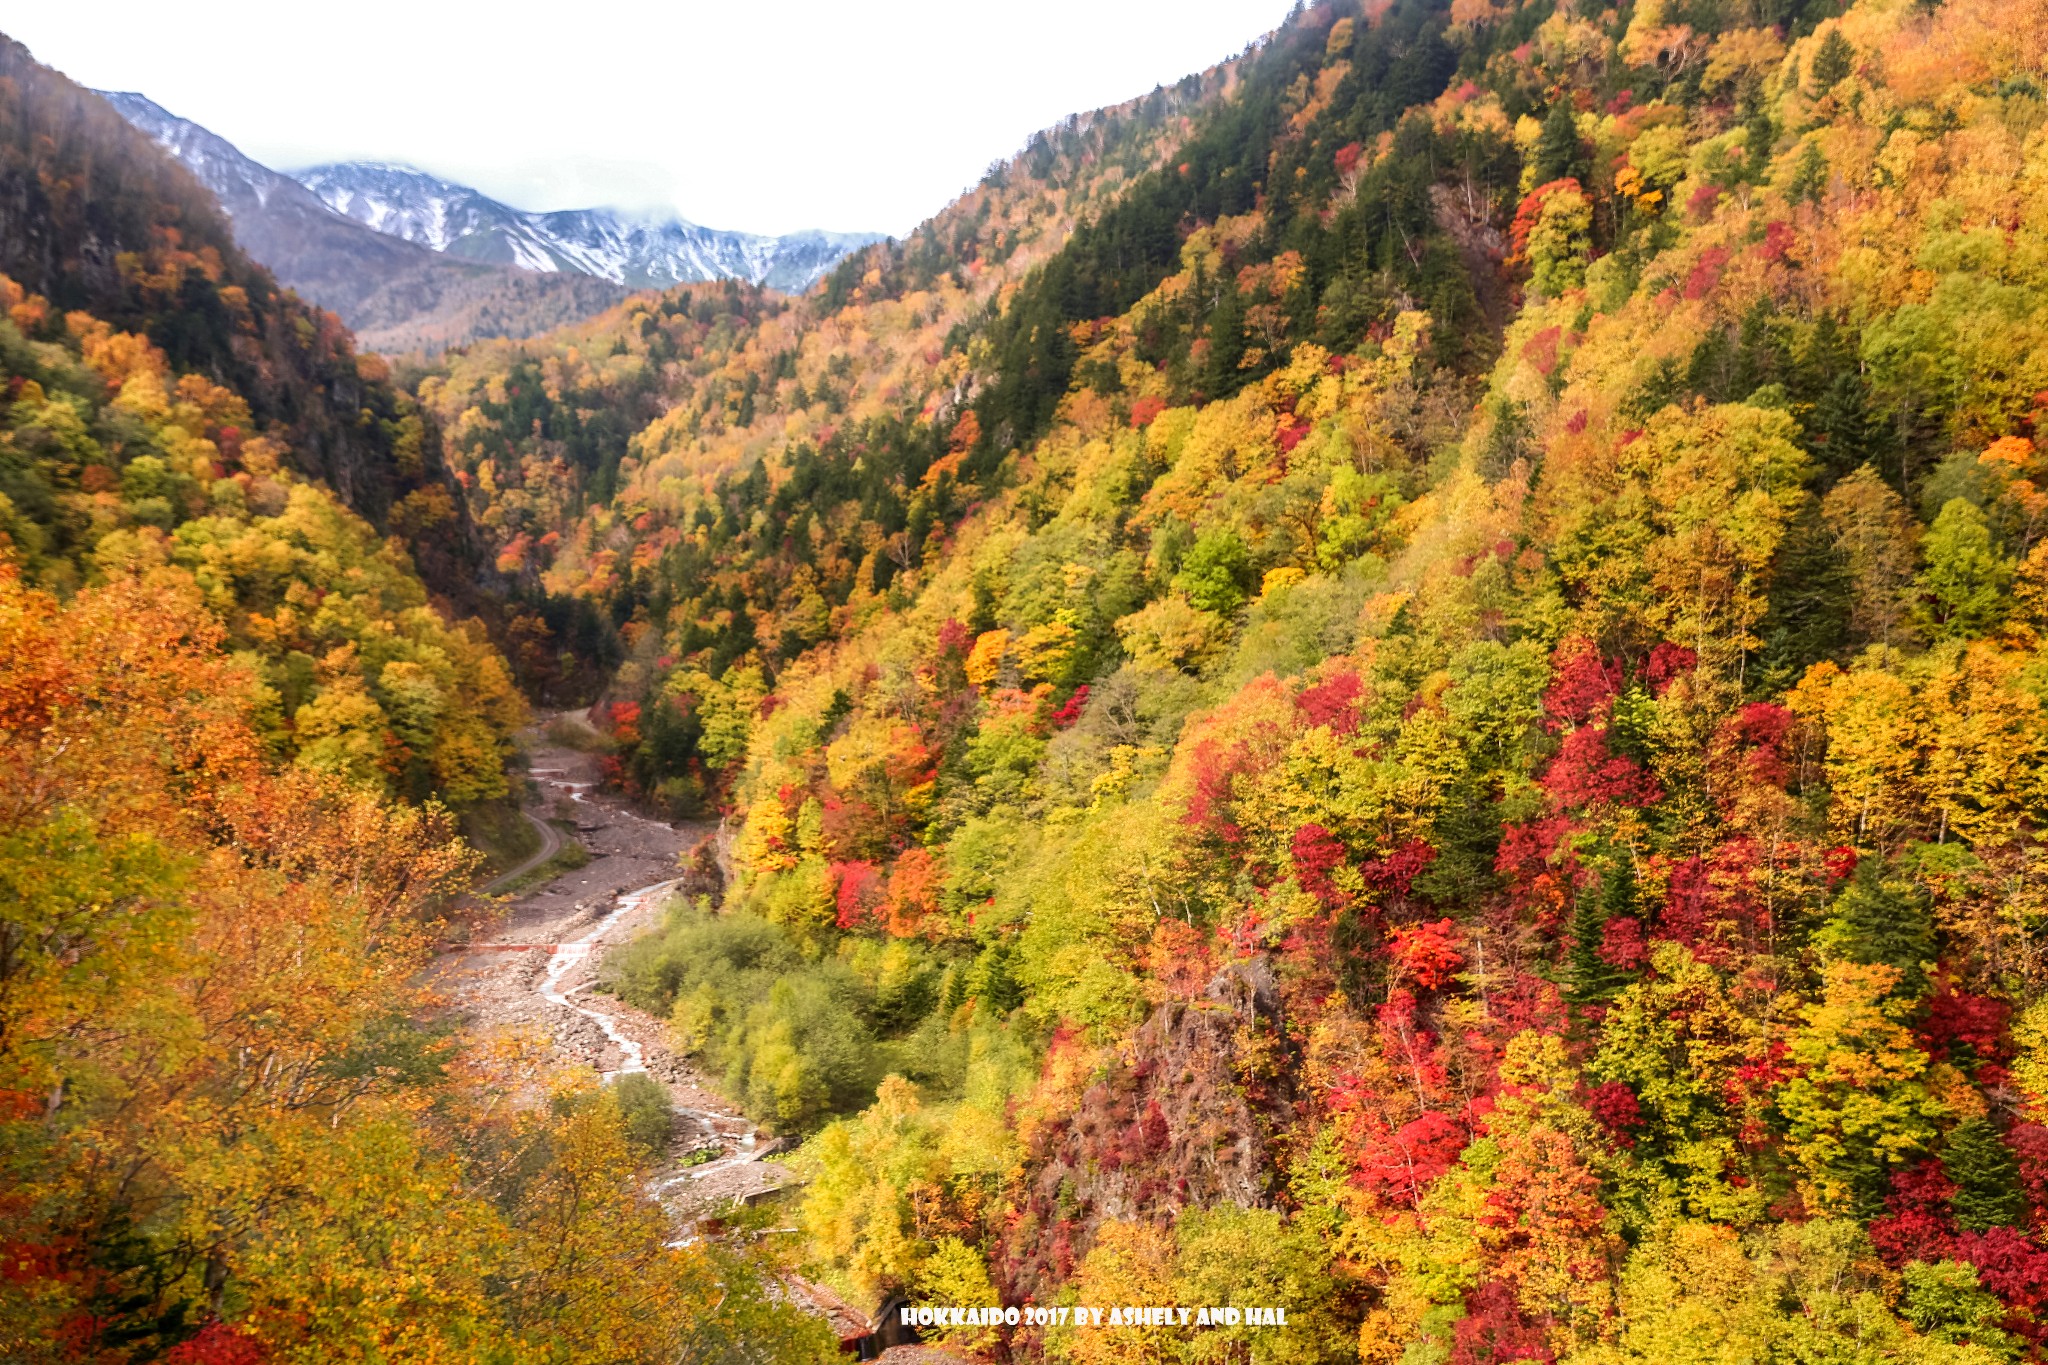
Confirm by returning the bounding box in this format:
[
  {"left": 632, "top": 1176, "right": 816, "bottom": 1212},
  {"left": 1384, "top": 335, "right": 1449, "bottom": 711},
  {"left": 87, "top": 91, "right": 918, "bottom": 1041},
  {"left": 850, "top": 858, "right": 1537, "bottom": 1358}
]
[{"left": 9, "top": 0, "right": 1298, "bottom": 238}]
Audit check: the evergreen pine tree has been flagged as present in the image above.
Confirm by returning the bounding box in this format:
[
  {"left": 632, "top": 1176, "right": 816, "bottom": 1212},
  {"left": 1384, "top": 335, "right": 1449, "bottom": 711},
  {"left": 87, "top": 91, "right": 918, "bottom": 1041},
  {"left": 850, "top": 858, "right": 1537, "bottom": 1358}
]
[
  {"left": 1568, "top": 850, "right": 1636, "bottom": 1004},
  {"left": 1201, "top": 279, "right": 1248, "bottom": 398},
  {"left": 1534, "top": 100, "right": 1587, "bottom": 184},
  {"left": 1822, "top": 859, "right": 1937, "bottom": 995},
  {"left": 1943, "top": 1117, "right": 2028, "bottom": 1231},
  {"left": 1743, "top": 91, "right": 1777, "bottom": 181},
  {"left": 1811, "top": 30, "right": 1856, "bottom": 91},
  {"left": 1759, "top": 495, "right": 1854, "bottom": 685},
  {"left": 1790, "top": 140, "right": 1829, "bottom": 206},
  {"left": 1800, "top": 316, "right": 1893, "bottom": 482}
]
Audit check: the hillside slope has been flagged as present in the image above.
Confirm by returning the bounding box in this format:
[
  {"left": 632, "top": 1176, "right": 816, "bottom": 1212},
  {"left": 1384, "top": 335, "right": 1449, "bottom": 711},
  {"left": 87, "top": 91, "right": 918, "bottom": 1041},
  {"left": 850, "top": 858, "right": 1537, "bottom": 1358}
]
[{"left": 0, "top": 40, "right": 488, "bottom": 552}]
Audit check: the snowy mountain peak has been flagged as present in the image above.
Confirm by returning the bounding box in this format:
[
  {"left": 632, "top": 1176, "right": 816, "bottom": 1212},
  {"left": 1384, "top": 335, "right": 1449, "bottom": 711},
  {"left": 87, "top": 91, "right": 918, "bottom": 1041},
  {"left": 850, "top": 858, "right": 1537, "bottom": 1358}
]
[{"left": 292, "top": 161, "right": 885, "bottom": 293}]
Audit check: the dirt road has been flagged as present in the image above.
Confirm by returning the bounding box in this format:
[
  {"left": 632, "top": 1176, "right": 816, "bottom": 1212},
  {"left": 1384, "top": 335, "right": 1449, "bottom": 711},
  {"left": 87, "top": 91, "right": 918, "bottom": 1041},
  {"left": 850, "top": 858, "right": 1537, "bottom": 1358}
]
[
  {"left": 476, "top": 804, "right": 562, "bottom": 896},
  {"left": 434, "top": 721, "right": 794, "bottom": 1219}
]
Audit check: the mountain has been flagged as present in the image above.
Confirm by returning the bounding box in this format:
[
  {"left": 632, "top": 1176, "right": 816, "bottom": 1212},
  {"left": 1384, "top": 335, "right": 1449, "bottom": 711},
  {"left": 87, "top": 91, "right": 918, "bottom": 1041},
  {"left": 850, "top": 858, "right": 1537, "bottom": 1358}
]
[
  {"left": 296, "top": 161, "right": 884, "bottom": 292},
  {"left": 100, "top": 92, "right": 629, "bottom": 353},
  {"left": 24, "top": 0, "right": 2048, "bottom": 1354}
]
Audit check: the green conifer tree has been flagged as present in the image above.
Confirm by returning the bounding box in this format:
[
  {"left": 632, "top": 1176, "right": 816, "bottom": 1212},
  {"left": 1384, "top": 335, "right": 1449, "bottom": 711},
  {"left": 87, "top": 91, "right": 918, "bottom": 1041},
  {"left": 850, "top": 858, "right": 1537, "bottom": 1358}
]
[
  {"left": 1810, "top": 29, "right": 1856, "bottom": 91},
  {"left": 1743, "top": 91, "right": 1777, "bottom": 181},
  {"left": 1821, "top": 860, "right": 1937, "bottom": 995},
  {"left": 1943, "top": 1117, "right": 2028, "bottom": 1231},
  {"left": 1789, "top": 140, "right": 1829, "bottom": 205},
  {"left": 1568, "top": 849, "right": 1637, "bottom": 1004},
  {"left": 1535, "top": 99, "right": 1587, "bottom": 184}
]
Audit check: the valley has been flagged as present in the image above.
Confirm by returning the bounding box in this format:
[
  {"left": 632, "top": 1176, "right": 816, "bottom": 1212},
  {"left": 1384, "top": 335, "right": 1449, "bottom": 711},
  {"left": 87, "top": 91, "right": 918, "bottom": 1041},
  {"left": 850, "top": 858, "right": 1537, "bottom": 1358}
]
[{"left": 436, "top": 721, "right": 793, "bottom": 1217}]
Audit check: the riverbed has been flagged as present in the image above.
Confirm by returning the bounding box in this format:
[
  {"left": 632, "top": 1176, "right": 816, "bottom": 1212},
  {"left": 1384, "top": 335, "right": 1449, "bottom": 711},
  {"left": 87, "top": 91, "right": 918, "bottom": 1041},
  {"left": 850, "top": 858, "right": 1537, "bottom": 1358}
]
[{"left": 432, "top": 721, "right": 792, "bottom": 1217}]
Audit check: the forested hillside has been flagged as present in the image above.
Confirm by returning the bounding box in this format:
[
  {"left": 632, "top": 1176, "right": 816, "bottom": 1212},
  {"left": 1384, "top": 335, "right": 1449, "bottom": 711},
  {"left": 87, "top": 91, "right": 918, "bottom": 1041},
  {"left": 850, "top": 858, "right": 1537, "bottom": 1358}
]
[
  {"left": 0, "top": 36, "right": 831, "bottom": 1365},
  {"left": 572, "top": 0, "right": 2048, "bottom": 1358},
  {"left": 0, "top": 565, "right": 830, "bottom": 1361}
]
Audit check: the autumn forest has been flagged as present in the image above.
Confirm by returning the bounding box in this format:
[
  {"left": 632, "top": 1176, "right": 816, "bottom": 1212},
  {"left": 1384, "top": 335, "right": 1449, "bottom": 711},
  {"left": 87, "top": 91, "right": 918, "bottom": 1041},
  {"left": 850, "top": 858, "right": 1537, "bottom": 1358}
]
[{"left": 9, "top": 0, "right": 2048, "bottom": 1359}]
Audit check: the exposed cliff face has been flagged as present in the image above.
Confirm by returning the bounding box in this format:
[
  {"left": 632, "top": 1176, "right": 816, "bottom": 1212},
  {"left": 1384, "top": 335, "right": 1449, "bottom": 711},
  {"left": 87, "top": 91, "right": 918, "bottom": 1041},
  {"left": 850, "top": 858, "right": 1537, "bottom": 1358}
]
[
  {"left": 999, "top": 959, "right": 1294, "bottom": 1303},
  {"left": 0, "top": 35, "right": 490, "bottom": 592}
]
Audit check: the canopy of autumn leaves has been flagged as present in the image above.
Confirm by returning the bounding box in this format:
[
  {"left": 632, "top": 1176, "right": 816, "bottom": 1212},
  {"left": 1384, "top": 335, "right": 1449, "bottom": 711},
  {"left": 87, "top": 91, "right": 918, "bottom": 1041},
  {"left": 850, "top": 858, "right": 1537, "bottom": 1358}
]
[{"left": 0, "top": 563, "right": 832, "bottom": 1362}]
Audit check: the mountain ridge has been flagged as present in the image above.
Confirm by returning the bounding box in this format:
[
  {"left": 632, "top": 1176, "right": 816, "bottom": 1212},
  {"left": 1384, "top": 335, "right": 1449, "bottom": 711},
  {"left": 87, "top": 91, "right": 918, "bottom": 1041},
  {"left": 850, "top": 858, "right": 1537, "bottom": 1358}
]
[
  {"left": 293, "top": 159, "right": 885, "bottom": 292},
  {"left": 100, "top": 90, "right": 632, "bottom": 354}
]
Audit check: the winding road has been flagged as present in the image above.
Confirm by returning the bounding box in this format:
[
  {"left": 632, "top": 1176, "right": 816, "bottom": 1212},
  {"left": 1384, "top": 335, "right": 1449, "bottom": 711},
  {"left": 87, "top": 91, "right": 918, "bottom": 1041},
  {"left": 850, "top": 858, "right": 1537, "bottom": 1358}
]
[{"left": 476, "top": 805, "right": 563, "bottom": 896}]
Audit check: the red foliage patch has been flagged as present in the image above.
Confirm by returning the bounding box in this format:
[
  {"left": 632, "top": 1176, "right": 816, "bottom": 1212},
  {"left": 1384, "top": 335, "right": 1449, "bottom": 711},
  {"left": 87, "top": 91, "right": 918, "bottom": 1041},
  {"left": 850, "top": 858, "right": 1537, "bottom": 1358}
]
[
  {"left": 164, "top": 1324, "right": 269, "bottom": 1365},
  {"left": 1334, "top": 142, "right": 1364, "bottom": 175},
  {"left": 1495, "top": 815, "right": 1572, "bottom": 883},
  {"left": 1757, "top": 219, "right": 1797, "bottom": 265},
  {"left": 1597, "top": 915, "right": 1646, "bottom": 970},
  {"left": 1823, "top": 844, "right": 1859, "bottom": 886},
  {"left": 1582, "top": 1081, "right": 1643, "bottom": 1147},
  {"left": 1521, "top": 326, "right": 1563, "bottom": 376},
  {"left": 1542, "top": 638, "right": 1619, "bottom": 729},
  {"left": 1644, "top": 642, "right": 1696, "bottom": 694},
  {"left": 1919, "top": 988, "right": 2013, "bottom": 1070},
  {"left": 1541, "top": 726, "right": 1661, "bottom": 811},
  {"left": 1451, "top": 1282, "right": 1555, "bottom": 1365},
  {"left": 1953, "top": 1227, "right": 2048, "bottom": 1320},
  {"left": 1182, "top": 739, "right": 1251, "bottom": 844},
  {"left": 1050, "top": 684, "right": 1090, "bottom": 727},
  {"left": 1357, "top": 1110, "right": 1469, "bottom": 1208},
  {"left": 1296, "top": 671, "right": 1366, "bottom": 735},
  {"left": 1291, "top": 823, "right": 1348, "bottom": 907},
  {"left": 1362, "top": 840, "right": 1439, "bottom": 897},
  {"left": 1683, "top": 246, "right": 1732, "bottom": 301},
  {"left": 1734, "top": 701, "right": 1793, "bottom": 749},
  {"left": 1391, "top": 918, "right": 1464, "bottom": 989},
  {"left": 832, "top": 860, "right": 883, "bottom": 929},
  {"left": 1654, "top": 842, "right": 1777, "bottom": 962},
  {"left": 935, "top": 617, "right": 973, "bottom": 660},
  {"left": 1129, "top": 395, "right": 1167, "bottom": 428},
  {"left": 2013, "top": 1124, "right": 2048, "bottom": 1213}
]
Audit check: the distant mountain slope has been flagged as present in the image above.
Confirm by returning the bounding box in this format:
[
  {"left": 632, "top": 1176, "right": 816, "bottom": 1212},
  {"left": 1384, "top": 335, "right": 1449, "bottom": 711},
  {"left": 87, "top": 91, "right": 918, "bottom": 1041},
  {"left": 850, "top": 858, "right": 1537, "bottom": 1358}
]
[
  {"left": 296, "top": 161, "right": 884, "bottom": 292},
  {"left": 0, "top": 41, "right": 479, "bottom": 562},
  {"left": 100, "top": 92, "right": 628, "bottom": 353}
]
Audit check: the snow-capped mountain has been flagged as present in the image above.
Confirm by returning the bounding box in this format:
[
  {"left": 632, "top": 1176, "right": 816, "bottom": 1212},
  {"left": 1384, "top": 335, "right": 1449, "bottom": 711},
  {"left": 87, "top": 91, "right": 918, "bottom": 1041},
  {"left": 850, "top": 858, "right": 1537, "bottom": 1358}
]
[
  {"left": 98, "top": 92, "right": 627, "bottom": 353},
  {"left": 294, "top": 162, "right": 883, "bottom": 293}
]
